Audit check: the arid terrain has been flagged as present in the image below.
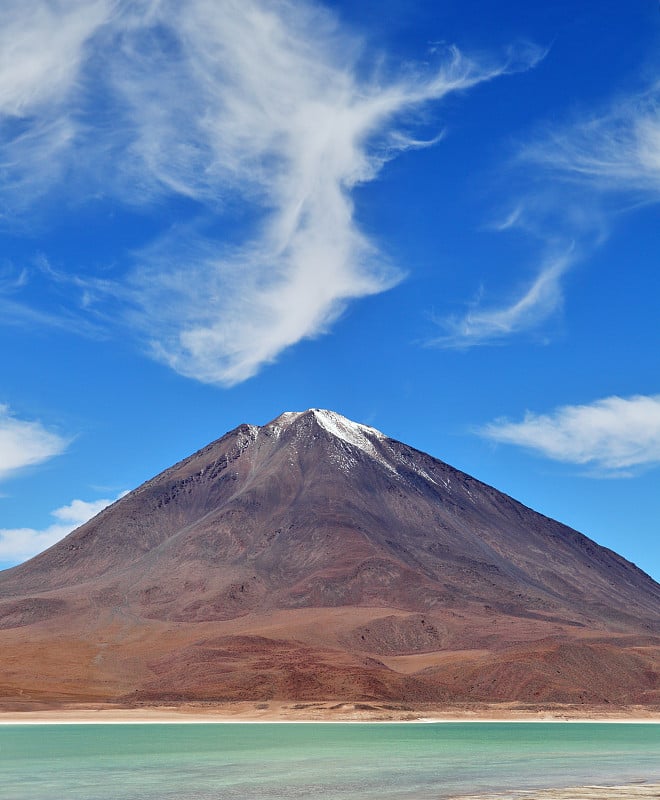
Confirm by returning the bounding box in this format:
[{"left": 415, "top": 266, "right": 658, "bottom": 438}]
[{"left": 1, "top": 409, "right": 659, "bottom": 713}]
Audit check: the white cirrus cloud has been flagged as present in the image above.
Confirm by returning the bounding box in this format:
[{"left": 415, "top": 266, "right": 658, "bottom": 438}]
[
  {"left": 434, "top": 247, "right": 574, "bottom": 348},
  {"left": 116, "top": 3, "right": 541, "bottom": 384},
  {"left": 0, "top": 0, "right": 112, "bottom": 208},
  {"left": 0, "top": 0, "right": 111, "bottom": 117},
  {"left": 0, "top": 491, "right": 126, "bottom": 565},
  {"left": 0, "top": 404, "right": 69, "bottom": 481},
  {"left": 0, "top": 0, "right": 544, "bottom": 385},
  {"left": 434, "top": 81, "right": 660, "bottom": 349},
  {"left": 523, "top": 84, "right": 660, "bottom": 196},
  {"left": 481, "top": 394, "right": 660, "bottom": 474}
]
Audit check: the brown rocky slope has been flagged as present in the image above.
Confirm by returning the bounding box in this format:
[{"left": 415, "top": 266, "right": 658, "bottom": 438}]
[{"left": 0, "top": 409, "right": 658, "bottom": 708}]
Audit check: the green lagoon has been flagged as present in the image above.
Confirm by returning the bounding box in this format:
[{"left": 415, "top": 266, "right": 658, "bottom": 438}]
[{"left": 1, "top": 722, "right": 659, "bottom": 799}]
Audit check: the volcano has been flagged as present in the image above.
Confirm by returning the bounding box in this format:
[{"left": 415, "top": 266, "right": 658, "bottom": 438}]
[{"left": 1, "top": 408, "right": 659, "bottom": 708}]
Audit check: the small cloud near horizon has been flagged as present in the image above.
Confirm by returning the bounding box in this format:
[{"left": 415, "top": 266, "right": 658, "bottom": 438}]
[
  {"left": 0, "top": 404, "right": 69, "bottom": 481},
  {"left": 0, "top": 491, "right": 127, "bottom": 567},
  {"left": 480, "top": 394, "right": 660, "bottom": 476}
]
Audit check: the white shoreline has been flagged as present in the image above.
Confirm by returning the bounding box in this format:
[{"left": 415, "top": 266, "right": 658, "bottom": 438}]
[
  {"left": 448, "top": 788, "right": 660, "bottom": 800},
  {"left": 0, "top": 712, "right": 660, "bottom": 726},
  {"left": 1, "top": 700, "right": 657, "bottom": 724}
]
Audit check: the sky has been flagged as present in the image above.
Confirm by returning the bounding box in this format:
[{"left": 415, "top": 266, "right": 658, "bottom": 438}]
[{"left": 1, "top": 0, "right": 659, "bottom": 582}]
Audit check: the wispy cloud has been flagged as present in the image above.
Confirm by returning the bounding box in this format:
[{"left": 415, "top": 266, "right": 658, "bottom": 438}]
[
  {"left": 0, "top": 491, "right": 125, "bottom": 565},
  {"left": 0, "top": 404, "right": 69, "bottom": 481},
  {"left": 434, "top": 80, "right": 660, "bottom": 348},
  {"left": 480, "top": 394, "right": 660, "bottom": 475},
  {"left": 524, "top": 84, "right": 660, "bottom": 195},
  {"left": 435, "top": 247, "right": 574, "bottom": 348},
  {"left": 0, "top": 0, "right": 543, "bottom": 384},
  {"left": 117, "top": 4, "right": 541, "bottom": 384},
  {"left": 0, "top": 0, "right": 110, "bottom": 116},
  {"left": 0, "top": 0, "right": 112, "bottom": 211}
]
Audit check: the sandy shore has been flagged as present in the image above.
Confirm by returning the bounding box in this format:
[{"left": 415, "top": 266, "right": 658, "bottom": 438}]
[
  {"left": 449, "top": 786, "right": 660, "bottom": 799},
  {"left": 0, "top": 700, "right": 659, "bottom": 724}
]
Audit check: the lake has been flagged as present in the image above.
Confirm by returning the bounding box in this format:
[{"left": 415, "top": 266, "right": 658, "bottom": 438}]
[{"left": 1, "top": 722, "right": 659, "bottom": 799}]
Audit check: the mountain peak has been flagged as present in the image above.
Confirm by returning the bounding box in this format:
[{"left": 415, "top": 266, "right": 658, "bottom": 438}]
[
  {"left": 2, "top": 409, "right": 659, "bottom": 708},
  {"left": 267, "top": 408, "right": 384, "bottom": 440},
  {"left": 265, "top": 408, "right": 387, "bottom": 465}
]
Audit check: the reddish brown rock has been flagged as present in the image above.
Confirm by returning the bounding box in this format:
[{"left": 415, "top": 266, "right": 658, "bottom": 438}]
[{"left": 1, "top": 409, "right": 658, "bottom": 707}]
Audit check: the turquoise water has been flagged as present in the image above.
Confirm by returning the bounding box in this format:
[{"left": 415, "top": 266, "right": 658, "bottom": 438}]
[{"left": 1, "top": 723, "right": 659, "bottom": 799}]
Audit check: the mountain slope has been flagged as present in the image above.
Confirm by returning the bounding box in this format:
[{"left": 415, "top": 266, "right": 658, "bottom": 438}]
[{"left": 1, "top": 409, "right": 659, "bottom": 707}]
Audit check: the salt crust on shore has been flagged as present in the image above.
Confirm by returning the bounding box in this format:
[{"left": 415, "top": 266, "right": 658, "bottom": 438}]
[
  {"left": 0, "top": 701, "right": 659, "bottom": 724},
  {"left": 0, "top": 701, "right": 660, "bottom": 728}
]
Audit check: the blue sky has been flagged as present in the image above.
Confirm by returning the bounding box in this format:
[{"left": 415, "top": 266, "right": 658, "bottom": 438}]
[{"left": 1, "top": 0, "right": 659, "bottom": 581}]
